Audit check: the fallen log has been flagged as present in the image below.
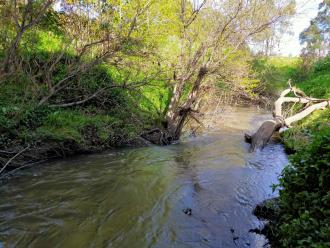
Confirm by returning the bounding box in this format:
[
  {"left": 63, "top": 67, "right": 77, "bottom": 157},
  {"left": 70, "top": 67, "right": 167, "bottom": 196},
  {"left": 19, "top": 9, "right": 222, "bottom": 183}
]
[
  {"left": 246, "top": 118, "right": 283, "bottom": 152},
  {"left": 246, "top": 81, "right": 330, "bottom": 151}
]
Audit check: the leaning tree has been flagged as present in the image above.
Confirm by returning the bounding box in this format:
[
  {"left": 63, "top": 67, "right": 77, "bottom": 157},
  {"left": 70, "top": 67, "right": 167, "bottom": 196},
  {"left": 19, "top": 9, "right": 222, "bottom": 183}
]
[
  {"left": 246, "top": 80, "right": 330, "bottom": 151},
  {"left": 142, "top": 0, "right": 296, "bottom": 145}
]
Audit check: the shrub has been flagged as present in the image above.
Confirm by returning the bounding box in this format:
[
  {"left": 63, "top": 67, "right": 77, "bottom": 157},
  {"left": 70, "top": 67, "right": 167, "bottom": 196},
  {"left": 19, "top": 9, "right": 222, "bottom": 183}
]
[
  {"left": 276, "top": 131, "right": 330, "bottom": 247},
  {"left": 273, "top": 57, "right": 330, "bottom": 247}
]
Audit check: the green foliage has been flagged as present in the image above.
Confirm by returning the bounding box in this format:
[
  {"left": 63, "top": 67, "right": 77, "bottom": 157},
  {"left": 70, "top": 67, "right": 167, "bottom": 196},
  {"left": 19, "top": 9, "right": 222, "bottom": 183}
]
[
  {"left": 131, "top": 83, "right": 170, "bottom": 120},
  {"left": 0, "top": 17, "right": 166, "bottom": 148},
  {"left": 36, "top": 110, "right": 120, "bottom": 142},
  {"left": 240, "top": 78, "right": 261, "bottom": 97},
  {"left": 252, "top": 55, "right": 329, "bottom": 101},
  {"left": 314, "top": 56, "right": 330, "bottom": 73},
  {"left": 276, "top": 129, "right": 330, "bottom": 247},
  {"left": 295, "top": 56, "right": 330, "bottom": 98},
  {"left": 272, "top": 57, "right": 330, "bottom": 247},
  {"left": 283, "top": 109, "right": 330, "bottom": 152},
  {"left": 0, "top": 40, "right": 165, "bottom": 148},
  {"left": 0, "top": 65, "right": 160, "bottom": 147},
  {"left": 300, "top": 0, "right": 329, "bottom": 57},
  {"left": 297, "top": 74, "right": 330, "bottom": 98},
  {"left": 252, "top": 56, "right": 301, "bottom": 96},
  {"left": 22, "top": 30, "right": 65, "bottom": 55}
]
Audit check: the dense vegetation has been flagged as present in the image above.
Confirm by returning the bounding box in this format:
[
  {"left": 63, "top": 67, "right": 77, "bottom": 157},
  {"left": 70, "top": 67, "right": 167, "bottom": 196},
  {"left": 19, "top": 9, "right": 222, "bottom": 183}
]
[
  {"left": 251, "top": 56, "right": 301, "bottom": 98},
  {"left": 0, "top": 1, "right": 329, "bottom": 247},
  {"left": 0, "top": 0, "right": 295, "bottom": 167},
  {"left": 259, "top": 56, "right": 330, "bottom": 248},
  {"left": 0, "top": 0, "right": 173, "bottom": 158}
]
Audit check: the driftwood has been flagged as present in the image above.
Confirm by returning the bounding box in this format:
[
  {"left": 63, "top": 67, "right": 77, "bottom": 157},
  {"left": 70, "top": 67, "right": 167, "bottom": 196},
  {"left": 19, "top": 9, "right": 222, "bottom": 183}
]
[
  {"left": 140, "top": 128, "right": 173, "bottom": 145},
  {"left": 246, "top": 81, "right": 330, "bottom": 151}
]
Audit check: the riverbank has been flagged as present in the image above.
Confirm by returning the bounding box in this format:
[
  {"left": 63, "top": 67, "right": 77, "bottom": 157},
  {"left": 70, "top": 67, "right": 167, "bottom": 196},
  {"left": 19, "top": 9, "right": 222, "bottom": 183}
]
[
  {"left": 0, "top": 86, "right": 159, "bottom": 177},
  {"left": 0, "top": 47, "right": 167, "bottom": 176},
  {"left": 0, "top": 107, "right": 287, "bottom": 247},
  {"left": 0, "top": 56, "right": 264, "bottom": 178},
  {"left": 254, "top": 56, "right": 330, "bottom": 247},
  {"left": 0, "top": 17, "right": 294, "bottom": 177}
]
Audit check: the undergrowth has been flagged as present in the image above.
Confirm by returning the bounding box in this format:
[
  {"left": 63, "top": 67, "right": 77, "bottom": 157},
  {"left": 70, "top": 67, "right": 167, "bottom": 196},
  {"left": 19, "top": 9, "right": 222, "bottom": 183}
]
[
  {"left": 0, "top": 27, "right": 169, "bottom": 152},
  {"left": 267, "top": 56, "right": 330, "bottom": 248}
]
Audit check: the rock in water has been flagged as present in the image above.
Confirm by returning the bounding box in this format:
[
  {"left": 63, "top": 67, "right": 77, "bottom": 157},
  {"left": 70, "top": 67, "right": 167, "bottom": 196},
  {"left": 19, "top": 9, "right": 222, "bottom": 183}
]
[{"left": 183, "top": 208, "right": 192, "bottom": 215}]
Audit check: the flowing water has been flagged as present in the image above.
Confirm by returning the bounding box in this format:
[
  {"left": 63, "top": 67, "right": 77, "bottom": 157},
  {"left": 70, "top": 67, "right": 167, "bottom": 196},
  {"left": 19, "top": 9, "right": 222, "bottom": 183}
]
[{"left": 0, "top": 107, "right": 288, "bottom": 248}]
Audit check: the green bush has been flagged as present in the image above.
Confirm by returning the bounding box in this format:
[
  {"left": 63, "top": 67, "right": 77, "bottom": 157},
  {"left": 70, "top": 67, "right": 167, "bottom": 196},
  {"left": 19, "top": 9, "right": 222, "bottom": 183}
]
[
  {"left": 294, "top": 56, "right": 330, "bottom": 98},
  {"left": 251, "top": 56, "right": 301, "bottom": 96},
  {"left": 272, "top": 57, "right": 330, "bottom": 247},
  {"left": 276, "top": 131, "right": 330, "bottom": 247}
]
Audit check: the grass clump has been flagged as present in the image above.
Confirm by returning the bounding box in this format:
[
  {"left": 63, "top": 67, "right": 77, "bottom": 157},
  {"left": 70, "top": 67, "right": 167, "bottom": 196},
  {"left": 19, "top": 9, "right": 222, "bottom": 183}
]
[
  {"left": 282, "top": 109, "right": 330, "bottom": 153},
  {"left": 36, "top": 110, "right": 119, "bottom": 142}
]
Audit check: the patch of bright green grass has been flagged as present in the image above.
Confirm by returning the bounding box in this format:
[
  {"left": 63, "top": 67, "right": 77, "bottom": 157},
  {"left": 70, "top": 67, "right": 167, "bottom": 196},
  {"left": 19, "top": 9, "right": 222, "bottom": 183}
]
[
  {"left": 295, "top": 56, "right": 330, "bottom": 98},
  {"left": 252, "top": 56, "right": 301, "bottom": 95},
  {"left": 36, "top": 110, "right": 122, "bottom": 143}
]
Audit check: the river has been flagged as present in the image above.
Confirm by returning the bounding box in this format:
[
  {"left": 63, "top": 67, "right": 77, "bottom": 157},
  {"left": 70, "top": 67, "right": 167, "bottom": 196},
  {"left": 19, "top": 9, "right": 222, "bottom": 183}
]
[{"left": 0, "top": 107, "right": 288, "bottom": 248}]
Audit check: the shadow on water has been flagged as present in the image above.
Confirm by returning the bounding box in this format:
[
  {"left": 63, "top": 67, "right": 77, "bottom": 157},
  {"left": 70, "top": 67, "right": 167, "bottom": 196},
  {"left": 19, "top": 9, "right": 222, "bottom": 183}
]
[{"left": 0, "top": 107, "right": 288, "bottom": 248}]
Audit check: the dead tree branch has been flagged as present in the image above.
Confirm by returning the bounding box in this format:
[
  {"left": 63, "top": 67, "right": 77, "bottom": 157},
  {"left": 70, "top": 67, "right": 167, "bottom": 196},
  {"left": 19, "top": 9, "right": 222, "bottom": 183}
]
[
  {"left": 246, "top": 81, "right": 330, "bottom": 151},
  {"left": 0, "top": 145, "right": 30, "bottom": 174}
]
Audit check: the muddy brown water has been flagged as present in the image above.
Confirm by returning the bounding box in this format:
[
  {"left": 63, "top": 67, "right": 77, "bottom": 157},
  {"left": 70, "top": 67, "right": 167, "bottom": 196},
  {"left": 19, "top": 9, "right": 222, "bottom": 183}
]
[{"left": 0, "top": 107, "right": 288, "bottom": 248}]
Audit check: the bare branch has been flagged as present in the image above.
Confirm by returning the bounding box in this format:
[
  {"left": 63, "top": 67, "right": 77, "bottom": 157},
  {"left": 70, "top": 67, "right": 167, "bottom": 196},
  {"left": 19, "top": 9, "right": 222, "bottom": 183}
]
[
  {"left": 50, "top": 87, "right": 109, "bottom": 108},
  {"left": 285, "top": 101, "right": 330, "bottom": 126},
  {"left": 184, "top": 0, "right": 207, "bottom": 28},
  {"left": 0, "top": 146, "right": 30, "bottom": 175},
  {"left": 247, "top": 85, "right": 330, "bottom": 151}
]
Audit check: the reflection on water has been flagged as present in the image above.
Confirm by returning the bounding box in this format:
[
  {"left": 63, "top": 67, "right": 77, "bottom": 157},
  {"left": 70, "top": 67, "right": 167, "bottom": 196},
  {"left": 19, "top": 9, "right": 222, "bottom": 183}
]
[{"left": 0, "top": 107, "right": 288, "bottom": 248}]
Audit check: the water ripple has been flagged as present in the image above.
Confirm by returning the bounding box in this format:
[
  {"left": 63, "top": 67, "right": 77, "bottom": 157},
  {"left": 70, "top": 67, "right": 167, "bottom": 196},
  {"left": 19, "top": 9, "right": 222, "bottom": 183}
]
[{"left": 0, "top": 107, "right": 288, "bottom": 248}]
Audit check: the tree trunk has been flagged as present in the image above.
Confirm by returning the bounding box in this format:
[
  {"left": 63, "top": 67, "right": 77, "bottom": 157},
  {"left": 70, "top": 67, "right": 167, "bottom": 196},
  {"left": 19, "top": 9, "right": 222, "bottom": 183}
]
[
  {"left": 285, "top": 101, "right": 330, "bottom": 126},
  {"left": 245, "top": 118, "right": 283, "bottom": 152},
  {"left": 246, "top": 84, "right": 330, "bottom": 151},
  {"left": 2, "top": 30, "right": 24, "bottom": 73},
  {"left": 165, "top": 78, "right": 186, "bottom": 139},
  {"left": 165, "top": 66, "right": 207, "bottom": 140}
]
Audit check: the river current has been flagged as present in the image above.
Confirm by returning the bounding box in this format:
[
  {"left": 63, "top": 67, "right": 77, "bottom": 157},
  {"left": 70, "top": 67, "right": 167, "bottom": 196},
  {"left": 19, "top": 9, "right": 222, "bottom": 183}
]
[{"left": 0, "top": 107, "right": 288, "bottom": 248}]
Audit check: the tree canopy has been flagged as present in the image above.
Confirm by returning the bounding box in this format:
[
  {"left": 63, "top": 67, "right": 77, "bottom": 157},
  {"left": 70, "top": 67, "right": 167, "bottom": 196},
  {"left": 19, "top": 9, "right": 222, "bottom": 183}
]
[
  {"left": 300, "top": 0, "right": 330, "bottom": 58},
  {"left": 0, "top": 0, "right": 296, "bottom": 142}
]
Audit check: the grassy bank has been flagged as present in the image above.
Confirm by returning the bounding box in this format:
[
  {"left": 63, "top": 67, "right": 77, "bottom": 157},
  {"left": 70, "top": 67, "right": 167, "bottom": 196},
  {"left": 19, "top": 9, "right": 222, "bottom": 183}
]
[
  {"left": 0, "top": 27, "right": 170, "bottom": 171},
  {"left": 252, "top": 56, "right": 301, "bottom": 96},
  {"left": 0, "top": 81, "right": 166, "bottom": 173},
  {"left": 259, "top": 56, "right": 330, "bottom": 247}
]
